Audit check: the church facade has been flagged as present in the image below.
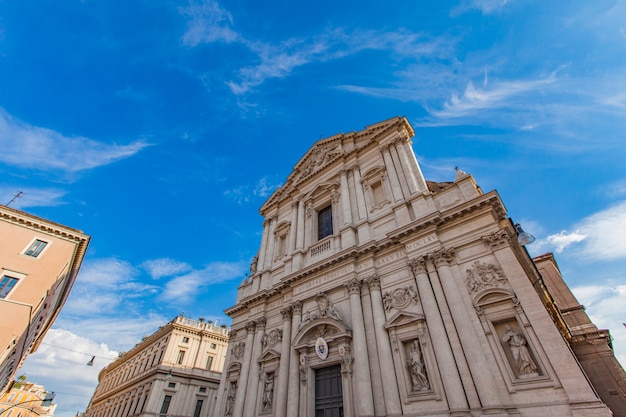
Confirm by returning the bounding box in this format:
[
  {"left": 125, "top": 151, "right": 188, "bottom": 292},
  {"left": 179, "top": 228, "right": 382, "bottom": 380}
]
[{"left": 213, "top": 117, "right": 614, "bottom": 417}]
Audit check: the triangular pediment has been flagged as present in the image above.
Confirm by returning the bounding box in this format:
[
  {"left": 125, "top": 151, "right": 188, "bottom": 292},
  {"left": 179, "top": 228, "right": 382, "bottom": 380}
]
[
  {"left": 260, "top": 116, "right": 413, "bottom": 214},
  {"left": 384, "top": 311, "right": 425, "bottom": 329},
  {"left": 258, "top": 349, "right": 281, "bottom": 363}
]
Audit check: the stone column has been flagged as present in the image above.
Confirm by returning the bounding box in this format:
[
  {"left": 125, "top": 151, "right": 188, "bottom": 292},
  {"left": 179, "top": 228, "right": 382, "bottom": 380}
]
[
  {"left": 340, "top": 168, "right": 353, "bottom": 226},
  {"left": 345, "top": 278, "right": 375, "bottom": 417},
  {"left": 431, "top": 249, "right": 507, "bottom": 411},
  {"left": 232, "top": 322, "right": 256, "bottom": 417},
  {"left": 289, "top": 201, "right": 298, "bottom": 253},
  {"left": 408, "top": 258, "right": 470, "bottom": 413},
  {"left": 243, "top": 318, "right": 266, "bottom": 417},
  {"left": 352, "top": 165, "right": 367, "bottom": 221},
  {"left": 380, "top": 145, "right": 403, "bottom": 202},
  {"left": 366, "top": 275, "right": 402, "bottom": 415},
  {"left": 287, "top": 302, "right": 302, "bottom": 417},
  {"left": 265, "top": 217, "right": 277, "bottom": 269},
  {"left": 394, "top": 138, "right": 418, "bottom": 195},
  {"left": 275, "top": 308, "right": 292, "bottom": 417},
  {"left": 296, "top": 198, "right": 305, "bottom": 250},
  {"left": 257, "top": 220, "right": 270, "bottom": 272}
]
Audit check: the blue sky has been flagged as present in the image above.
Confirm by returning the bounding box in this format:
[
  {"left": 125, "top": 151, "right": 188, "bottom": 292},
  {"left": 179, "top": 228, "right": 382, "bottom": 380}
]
[{"left": 2, "top": 0, "right": 625, "bottom": 415}]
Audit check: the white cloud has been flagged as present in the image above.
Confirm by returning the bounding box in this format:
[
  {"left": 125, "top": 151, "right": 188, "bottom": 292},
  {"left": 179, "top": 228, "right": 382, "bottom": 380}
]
[
  {"left": 536, "top": 201, "right": 626, "bottom": 260},
  {"left": 19, "top": 329, "right": 119, "bottom": 417},
  {"left": 451, "top": 0, "right": 510, "bottom": 16},
  {"left": 141, "top": 258, "right": 192, "bottom": 279},
  {"left": 179, "top": 0, "right": 239, "bottom": 46},
  {"left": 223, "top": 186, "right": 251, "bottom": 204},
  {"left": 426, "top": 74, "right": 555, "bottom": 121},
  {"left": 545, "top": 230, "right": 587, "bottom": 253},
  {"left": 572, "top": 283, "right": 626, "bottom": 368},
  {"left": 253, "top": 177, "right": 281, "bottom": 198},
  {"left": 160, "top": 260, "right": 247, "bottom": 303},
  {"left": 0, "top": 108, "right": 151, "bottom": 173},
  {"left": 64, "top": 258, "right": 159, "bottom": 316}
]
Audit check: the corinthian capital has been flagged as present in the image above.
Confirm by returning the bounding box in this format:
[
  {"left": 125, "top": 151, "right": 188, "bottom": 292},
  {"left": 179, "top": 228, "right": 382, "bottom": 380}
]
[
  {"left": 291, "top": 301, "right": 303, "bottom": 315},
  {"left": 344, "top": 278, "right": 362, "bottom": 295},
  {"left": 246, "top": 321, "right": 257, "bottom": 333},
  {"left": 365, "top": 274, "right": 381, "bottom": 291},
  {"left": 408, "top": 257, "right": 427, "bottom": 276},
  {"left": 430, "top": 248, "right": 456, "bottom": 267}
]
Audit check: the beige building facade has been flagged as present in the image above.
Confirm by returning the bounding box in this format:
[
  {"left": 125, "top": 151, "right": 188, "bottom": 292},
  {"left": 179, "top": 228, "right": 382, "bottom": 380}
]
[
  {"left": 214, "top": 117, "right": 615, "bottom": 417},
  {"left": 0, "top": 205, "right": 90, "bottom": 395},
  {"left": 0, "top": 379, "right": 56, "bottom": 417},
  {"left": 85, "top": 316, "right": 229, "bottom": 417}
]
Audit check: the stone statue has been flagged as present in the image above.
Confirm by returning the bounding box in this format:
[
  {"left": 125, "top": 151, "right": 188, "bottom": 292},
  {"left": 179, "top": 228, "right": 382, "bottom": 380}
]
[
  {"left": 502, "top": 325, "right": 538, "bottom": 376},
  {"left": 262, "top": 373, "right": 274, "bottom": 410},
  {"left": 249, "top": 255, "right": 258, "bottom": 274},
  {"left": 407, "top": 340, "right": 429, "bottom": 391},
  {"left": 225, "top": 383, "right": 236, "bottom": 416}
]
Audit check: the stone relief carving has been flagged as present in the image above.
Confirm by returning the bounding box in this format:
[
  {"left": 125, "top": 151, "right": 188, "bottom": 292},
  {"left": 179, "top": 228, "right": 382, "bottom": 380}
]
[
  {"left": 382, "top": 286, "right": 419, "bottom": 311},
  {"left": 299, "top": 354, "right": 307, "bottom": 385},
  {"left": 261, "top": 372, "right": 274, "bottom": 411},
  {"left": 406, "top": 340, "right": 430, "bottom": 392},
  {"left": 340, "top": 353, "right": 353, "bottom": 376},
  {"left": 299, "top": 292, "right": 342, "bottom": 328},
  {"left": 231, "top": 342, "right": 245, "bottom": 360},
  {"left": 261, "top": 329, "right": 283, "bottom": 349},
  {"left": 502, "top": 325, "right": 539, "bottom": 377},
  {"left": 224, "top": 382, "right": 236, "bottom": 416},
  {"left": 330, "top": 188, "right": 340, "bottom": 203},
  {"left": 302, "top": 145, "right": 343, "bottom": 176},
  {"left": 465, "top": 261, "right": 508, "bottom": 294}
]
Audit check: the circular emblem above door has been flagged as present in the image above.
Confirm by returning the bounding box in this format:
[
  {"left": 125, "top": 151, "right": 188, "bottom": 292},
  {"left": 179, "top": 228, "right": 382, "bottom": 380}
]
[{"left": 315, "top": 337, "right": 329, "bottom": 360}]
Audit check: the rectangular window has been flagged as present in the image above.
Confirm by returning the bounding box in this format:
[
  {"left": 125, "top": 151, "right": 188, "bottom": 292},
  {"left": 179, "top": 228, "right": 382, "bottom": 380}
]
[
  {"left": 317, "top": 205, "right": 333, "bottom": 240},
  {"left": 25, "top": 239, "right": 48, "bottom": 257},
  {"left": 176, "top": 350, "right": 185, "bottom": 365},
  {"left": 193, "top": 400, "right": 203, "bottom": 417},
  {"left": 167, "top": 382, "right": 176, "bottom": 388},
  {"left": 210, "top": 343, "right": 216, "bottom": 349},
  {"left": 205, "top": 356, "right": 214, "bottom": 370},
  {"left": 199, "top": 387, "right": 206, "bottom": 393},
  {"left": 159, "top": 395, "right": 171, "bottom": 417},
  {"left": 182, "top": 337, "right": 189, "bottom": 343},
  {"left": 0, "top": 276, "right": 18, "bottom": 298}
]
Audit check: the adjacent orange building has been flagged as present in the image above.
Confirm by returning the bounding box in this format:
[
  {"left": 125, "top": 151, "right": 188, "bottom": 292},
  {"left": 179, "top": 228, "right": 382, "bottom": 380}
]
[{"left": 0, "top": 204, "right": 90, "bottom": 394}]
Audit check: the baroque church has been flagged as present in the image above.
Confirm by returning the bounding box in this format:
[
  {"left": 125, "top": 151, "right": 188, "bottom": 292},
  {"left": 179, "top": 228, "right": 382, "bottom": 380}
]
[{"left": 212, "top": 117, "right": 624, "bottom": 417}]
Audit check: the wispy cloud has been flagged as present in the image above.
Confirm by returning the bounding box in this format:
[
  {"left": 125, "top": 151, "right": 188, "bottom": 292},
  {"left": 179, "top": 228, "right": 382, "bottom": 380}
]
[
  {"left": 160, "top": 260, "right": 247, "bottom": 303},
  {"left": 451, "top": 0, "right": 511, "bottom": 16},
  {"left": 0, "top": 108, "right": 151, "bottom": 173},
  {"left": 141, "top": 258, "right": 192, "bottom": 279},
  {"left": 179, "top": 0, "right": 238, "bottom": 46},
  {"left": 423, "top": 74, "right": 556, "bottom": 122},
  {"left": 0, "top": 186, "right": 67, "bottom": 208},
  {"left": 224, "top": 177, "right": 281, "bottom": 203},
  {"left": 65, "top": 258, "right": 159, "bottom": 316},
  {"left": 536, "top": 201, "right": 626, "bottom": 260},
  {"left": 179, "top": 2, "right": 454, "bottom": 95}
]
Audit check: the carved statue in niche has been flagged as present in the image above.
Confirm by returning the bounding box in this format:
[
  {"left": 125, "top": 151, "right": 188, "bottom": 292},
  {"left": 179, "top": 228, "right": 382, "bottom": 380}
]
[
  {"left": 407, "top": 340, "right": 430, "bottom": 392},
  {"left": 502, "top": 325, "right": 539, "bottom": 376},
  {"left": 262, "top": 373, "right": 274, "bottom": 411},
  {"left": 225, "top": 382, "right": 236, "bottom": 416},
  {"left": 465, "top": 261, "right": 508, "bottom": 294}
]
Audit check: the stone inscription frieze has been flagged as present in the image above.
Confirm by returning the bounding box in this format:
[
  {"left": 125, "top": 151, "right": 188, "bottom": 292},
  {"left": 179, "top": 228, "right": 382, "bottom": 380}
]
[
  {"left": 293, "top": 265, "right": 354, "bottom": 295},
  {"left": 405, "top": 234, "right": 437, "bottom": 252}
]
